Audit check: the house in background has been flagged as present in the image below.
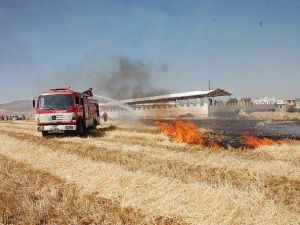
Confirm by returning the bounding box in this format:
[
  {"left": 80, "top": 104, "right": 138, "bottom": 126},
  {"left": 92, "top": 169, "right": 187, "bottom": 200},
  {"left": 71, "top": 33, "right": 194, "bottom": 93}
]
[
  {"left": 275, "top": 99, "right": 287, "bottom": 109},
  {"left": 286, "top": 98, "right": 296, "bottom": 106},
  {"left": 252, "top": 96, "right": 277, "bottom": 104},
  {"left": 295, "top": 99, "right": 300, "bottom": 109}
]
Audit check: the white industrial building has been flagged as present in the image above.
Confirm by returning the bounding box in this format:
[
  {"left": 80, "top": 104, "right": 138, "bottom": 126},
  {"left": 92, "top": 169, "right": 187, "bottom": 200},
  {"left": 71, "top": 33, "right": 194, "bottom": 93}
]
[{"left": 100, "top": 88, "right": 275, "bottom": 119}]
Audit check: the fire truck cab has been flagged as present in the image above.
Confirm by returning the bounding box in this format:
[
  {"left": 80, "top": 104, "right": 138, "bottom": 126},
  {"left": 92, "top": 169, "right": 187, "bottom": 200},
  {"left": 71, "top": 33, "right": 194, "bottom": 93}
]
[{"left": 34, "top": 88, "right": 100, "bottom": 137}]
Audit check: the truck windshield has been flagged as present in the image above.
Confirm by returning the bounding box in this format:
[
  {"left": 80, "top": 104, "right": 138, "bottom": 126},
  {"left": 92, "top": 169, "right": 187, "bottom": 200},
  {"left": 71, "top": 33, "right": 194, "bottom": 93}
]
[{"left": 38, "top": 95, "right": 73, "bottom": 109}]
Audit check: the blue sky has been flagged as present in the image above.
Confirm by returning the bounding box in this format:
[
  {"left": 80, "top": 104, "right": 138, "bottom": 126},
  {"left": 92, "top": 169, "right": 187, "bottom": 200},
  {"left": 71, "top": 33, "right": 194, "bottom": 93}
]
[{"left": 0, "top": 0, "right": 300, "bottom": 103}]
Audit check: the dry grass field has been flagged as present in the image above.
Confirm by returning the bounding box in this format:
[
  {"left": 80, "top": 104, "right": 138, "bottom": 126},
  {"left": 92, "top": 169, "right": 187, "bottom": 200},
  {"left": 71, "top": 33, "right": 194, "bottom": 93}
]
[{"left": 0, "top": 120, "right": 299, "bottom": 225}]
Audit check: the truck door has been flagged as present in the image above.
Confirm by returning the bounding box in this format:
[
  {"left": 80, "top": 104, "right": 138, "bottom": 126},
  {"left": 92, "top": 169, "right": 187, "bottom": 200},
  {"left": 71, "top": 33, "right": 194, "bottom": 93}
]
[
  {"left": 75, "top": 94, "right": 83, "bottom": 117},
  {"left": 83, "top": 98, "right": 89, "bottom": 118}
]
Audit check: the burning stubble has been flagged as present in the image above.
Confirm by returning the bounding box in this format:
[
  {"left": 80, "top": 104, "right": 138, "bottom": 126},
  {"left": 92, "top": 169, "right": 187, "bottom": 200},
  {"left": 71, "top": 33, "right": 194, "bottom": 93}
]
[
  {"left": 155, "top": 119, "right": 205, "bottom": 146},
  {"left": 241, "top": 133, "right": 278, "bottom": 149},
  {"left": 155, "top": 119, "right": 280, "bottom": 149}
]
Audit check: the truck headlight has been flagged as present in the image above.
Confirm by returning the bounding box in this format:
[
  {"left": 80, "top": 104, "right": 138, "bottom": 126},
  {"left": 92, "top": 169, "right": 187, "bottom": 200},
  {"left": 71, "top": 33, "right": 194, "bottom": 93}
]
[{"left": 37, "top": 126, "right": 44, "bottom": 131}]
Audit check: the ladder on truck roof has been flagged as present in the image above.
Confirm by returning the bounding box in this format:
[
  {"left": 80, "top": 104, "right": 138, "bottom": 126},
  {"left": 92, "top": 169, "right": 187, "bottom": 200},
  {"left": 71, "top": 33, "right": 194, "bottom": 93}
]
[
  {"left": 49, "top": 88, "right": 73, "bottom": 92},
  {"left": 81, "top": 88, "right": 93, "bottom": 98}
]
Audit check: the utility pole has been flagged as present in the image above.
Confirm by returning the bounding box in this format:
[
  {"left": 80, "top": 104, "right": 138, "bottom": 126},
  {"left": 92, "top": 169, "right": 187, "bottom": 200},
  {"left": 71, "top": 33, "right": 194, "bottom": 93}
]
[
  {"left": 208, "top": 80, "right": 211, "bottom": 118},
  {"left": 117, "top": 92, "right": 120, "bottom": 119}
]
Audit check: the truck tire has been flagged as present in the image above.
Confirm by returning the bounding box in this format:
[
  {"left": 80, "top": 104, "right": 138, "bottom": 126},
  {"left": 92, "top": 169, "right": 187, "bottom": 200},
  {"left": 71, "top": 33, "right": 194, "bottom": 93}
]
[
  {"left": 42, "top": 131, "right": 49, "bottom": 137},
  {"left": 77, "top": 119, "right": 86, "bottom": 137}
]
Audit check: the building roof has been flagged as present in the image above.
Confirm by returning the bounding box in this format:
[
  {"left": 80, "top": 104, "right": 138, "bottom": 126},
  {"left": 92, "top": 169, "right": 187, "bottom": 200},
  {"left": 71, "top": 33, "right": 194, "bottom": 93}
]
[{"left": 100, "top": 88, "right": 231, "bottom": 106}]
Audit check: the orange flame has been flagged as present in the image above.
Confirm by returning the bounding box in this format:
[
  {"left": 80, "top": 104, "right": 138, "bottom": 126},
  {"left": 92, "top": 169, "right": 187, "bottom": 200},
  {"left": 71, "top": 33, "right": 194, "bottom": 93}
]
[
  {"left": 156, "top": 119, "right": 204, "bottom": 146},
  {"left": 241, "top": 133, "right": 276, "bottom": 148}
]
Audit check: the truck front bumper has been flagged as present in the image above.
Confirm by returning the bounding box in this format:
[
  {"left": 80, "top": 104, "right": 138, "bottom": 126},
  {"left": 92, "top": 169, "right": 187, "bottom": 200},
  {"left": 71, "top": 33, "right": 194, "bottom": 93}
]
[{"left": 37, "top": 125, "right": 77, "bottom": 133}]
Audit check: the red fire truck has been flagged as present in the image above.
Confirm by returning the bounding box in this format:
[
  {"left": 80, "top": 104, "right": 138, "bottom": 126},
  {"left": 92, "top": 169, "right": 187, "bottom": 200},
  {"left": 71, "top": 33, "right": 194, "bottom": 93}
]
[{"left": 33, "top": 88, "right": 100, "bottom": 137}]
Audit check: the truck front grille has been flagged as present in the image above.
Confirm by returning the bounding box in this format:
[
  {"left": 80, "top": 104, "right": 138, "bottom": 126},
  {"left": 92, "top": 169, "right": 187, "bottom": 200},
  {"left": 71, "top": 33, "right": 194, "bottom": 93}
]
[{"left": 38, "top": 113, "right": 73, "bottom": 123}]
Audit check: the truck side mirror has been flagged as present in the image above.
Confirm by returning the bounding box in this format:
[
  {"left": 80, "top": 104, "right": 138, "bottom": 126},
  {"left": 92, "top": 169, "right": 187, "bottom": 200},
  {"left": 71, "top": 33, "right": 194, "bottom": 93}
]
[{"left": 32, "top": 99, "right": 35, "bottom": 108}]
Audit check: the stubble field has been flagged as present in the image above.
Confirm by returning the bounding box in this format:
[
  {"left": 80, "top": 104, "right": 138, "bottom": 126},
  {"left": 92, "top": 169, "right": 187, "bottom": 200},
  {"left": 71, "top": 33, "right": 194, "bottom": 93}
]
[{"left": 0, "top": 120, "right": 299, "bottom": 225}]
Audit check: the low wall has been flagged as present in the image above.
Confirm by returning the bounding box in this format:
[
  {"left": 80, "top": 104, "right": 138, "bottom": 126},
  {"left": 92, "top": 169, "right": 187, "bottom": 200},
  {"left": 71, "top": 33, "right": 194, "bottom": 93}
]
[
  {"left": 102, "top": 103, "right": 275, "bottom": 119},
  {"left": 210, "top": 103, "right": 275, "bottom": 116}
]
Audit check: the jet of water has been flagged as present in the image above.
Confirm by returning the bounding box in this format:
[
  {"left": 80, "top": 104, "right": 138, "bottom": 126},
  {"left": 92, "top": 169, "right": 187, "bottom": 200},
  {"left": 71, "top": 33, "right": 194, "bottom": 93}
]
[
  {"left": 94, "top": 95, "right": 134, "bottom": 111},
  {"left": 93, "top": 94, "right": 139, "bottom": 121}
]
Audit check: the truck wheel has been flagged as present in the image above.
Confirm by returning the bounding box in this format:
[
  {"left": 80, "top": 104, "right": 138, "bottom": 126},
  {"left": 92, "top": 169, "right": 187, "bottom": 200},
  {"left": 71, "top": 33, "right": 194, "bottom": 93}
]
[
  {"left": 42, "top": 131, "right": 49, "bottom": 137},
  {"left": 77, "top": 120, "right": 86, "bottom": 137}
]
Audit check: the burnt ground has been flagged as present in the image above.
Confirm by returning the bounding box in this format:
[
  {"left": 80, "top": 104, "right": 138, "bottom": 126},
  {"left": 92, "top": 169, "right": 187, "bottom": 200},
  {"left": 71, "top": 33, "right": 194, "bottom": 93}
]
[{"left": 141, "top": 119, "right": 300, "bottom": 148}]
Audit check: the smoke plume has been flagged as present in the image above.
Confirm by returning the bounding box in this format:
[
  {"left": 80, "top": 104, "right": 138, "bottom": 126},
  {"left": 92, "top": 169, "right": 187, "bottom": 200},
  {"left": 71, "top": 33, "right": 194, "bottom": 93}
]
[
  {"left": 40, "top": 56, "right": 168, "bottom": 100},
  {"left": 97, "top": 58, "right": 168, "bottom": 99}
]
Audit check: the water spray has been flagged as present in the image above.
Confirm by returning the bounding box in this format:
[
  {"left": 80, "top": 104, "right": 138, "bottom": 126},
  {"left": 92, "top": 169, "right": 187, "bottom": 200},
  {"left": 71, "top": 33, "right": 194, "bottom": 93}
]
[{"left": 93, "top": 94, "right": 139, "bottom": 121}]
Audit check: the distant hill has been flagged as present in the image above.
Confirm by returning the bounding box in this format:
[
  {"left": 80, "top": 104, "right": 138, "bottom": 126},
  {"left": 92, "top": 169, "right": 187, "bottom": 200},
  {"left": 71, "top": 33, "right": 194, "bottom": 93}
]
[{"left": 0, "top": 100, "right": 34, "bottom": 114}]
